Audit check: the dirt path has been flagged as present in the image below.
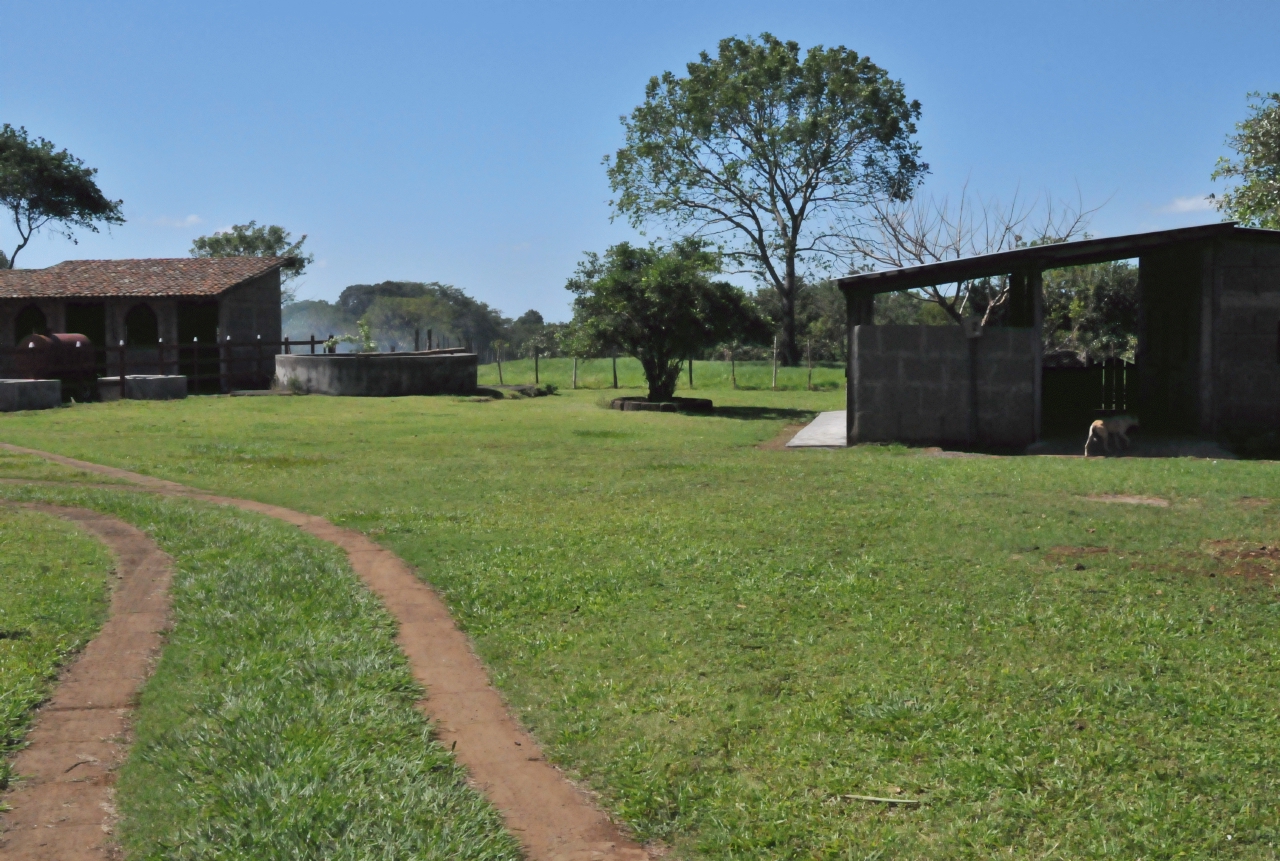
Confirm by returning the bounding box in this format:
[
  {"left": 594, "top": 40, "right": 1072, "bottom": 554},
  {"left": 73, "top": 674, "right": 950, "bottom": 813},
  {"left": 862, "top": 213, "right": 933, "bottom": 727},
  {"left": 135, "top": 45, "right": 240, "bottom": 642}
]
[
  {"left": 0, "top": 504, "right": 173, "bottom": 860},
  {"left": 0, "top": 443, "right": 652, "bottom": 861}
]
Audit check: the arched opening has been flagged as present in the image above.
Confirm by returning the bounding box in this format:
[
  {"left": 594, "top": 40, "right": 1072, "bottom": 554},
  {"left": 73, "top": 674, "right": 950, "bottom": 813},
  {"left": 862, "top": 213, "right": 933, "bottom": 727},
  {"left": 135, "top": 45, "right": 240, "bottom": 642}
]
[
  {"left": 14, "top": 305, "right": 47, "bottom": 340},
  {"left": 125, "top": 304, "right": 159, "bottom": 346}
]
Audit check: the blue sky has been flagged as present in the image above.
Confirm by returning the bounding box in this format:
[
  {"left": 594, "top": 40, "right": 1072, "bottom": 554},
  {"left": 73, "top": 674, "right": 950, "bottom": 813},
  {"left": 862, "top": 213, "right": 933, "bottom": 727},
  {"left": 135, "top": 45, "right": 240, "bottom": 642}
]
[{"left": 3, "top": 1, "right": 1276, "bottom": 320}]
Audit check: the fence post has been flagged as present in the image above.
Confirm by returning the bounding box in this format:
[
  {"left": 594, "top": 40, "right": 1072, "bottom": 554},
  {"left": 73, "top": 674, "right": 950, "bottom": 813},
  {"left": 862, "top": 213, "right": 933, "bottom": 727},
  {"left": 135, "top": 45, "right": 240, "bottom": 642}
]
[
  {"left": 534, "top": 347, "right": 539, "bottom": 385},
  {"left": 284, "top": 336, "right": 291, "bottom": 356},
  {"left": 119, "top": 341, "right": 128, "bottom": 400},
  {"left": 572, "top": 356, "right": 577, "bottom": 390},
  {"left": 415, "top": 328, "right": 420, "bottom": 352},
  {"left": 427, "top": 329, "right": 433, "bottom": 350},
  {"left": 688, "top": 356, "right": 693, "bottom": 389},
  {"left": 193, "top": 337, "right": 199, "bottom": 395},
  {"left": 220, "top": 335, "right": 229, "bottom": 393},
  {"left": 310, "top": 334, "right": 316, "bottom": 355},
  {"left": 612, "top": 352, "right": 618, "bottom": 389},
  {"left": 807, "top": 338, "right": 813, "bottom": 391},
  {"left": 771, "top": 337, "right": 778, "bottom": 391}
]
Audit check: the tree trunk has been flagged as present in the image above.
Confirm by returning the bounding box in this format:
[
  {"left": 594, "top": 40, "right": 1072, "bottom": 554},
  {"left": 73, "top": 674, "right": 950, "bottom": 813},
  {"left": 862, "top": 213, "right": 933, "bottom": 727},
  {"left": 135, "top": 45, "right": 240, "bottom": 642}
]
[{"left": 776, "top": 263, "right": 800, "bottom": 366}]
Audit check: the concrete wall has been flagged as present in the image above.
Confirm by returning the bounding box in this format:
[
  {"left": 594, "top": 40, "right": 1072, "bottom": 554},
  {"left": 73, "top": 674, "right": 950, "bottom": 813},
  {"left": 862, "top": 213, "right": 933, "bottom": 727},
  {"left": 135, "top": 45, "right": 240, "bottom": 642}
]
[
  {"left": 1209, "top": 238, "right": 1280, "bottom": 434},
  {"left": 850, "top": 324, "right": 1037, "bottom": 447},
  {"left": 275, "top": 352, "right": 478, "bottom": 397}
]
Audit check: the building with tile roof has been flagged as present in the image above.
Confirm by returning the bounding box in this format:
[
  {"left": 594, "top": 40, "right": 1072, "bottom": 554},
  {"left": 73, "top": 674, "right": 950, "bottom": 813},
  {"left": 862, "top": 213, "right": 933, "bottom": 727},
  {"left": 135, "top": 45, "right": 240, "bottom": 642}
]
[{"left": 0, "top": 257, "right": 286, "bottom": 351}]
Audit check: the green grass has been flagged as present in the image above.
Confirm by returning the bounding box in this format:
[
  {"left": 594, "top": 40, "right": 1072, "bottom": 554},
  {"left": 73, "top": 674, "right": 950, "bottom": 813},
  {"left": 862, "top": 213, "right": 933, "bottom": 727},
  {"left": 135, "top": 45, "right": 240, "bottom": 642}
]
[
  {"left": 0, "top": 485, "right": 518, "bottom": 860},
  {"left": 0, "top": 505, "right": 114, "bottom": 798},
  {"left": 480, "top": 356, "right": 845, "bottom": 392},
  {"left": 1, "top": 389, "right": 1279, "bottom": 859}
]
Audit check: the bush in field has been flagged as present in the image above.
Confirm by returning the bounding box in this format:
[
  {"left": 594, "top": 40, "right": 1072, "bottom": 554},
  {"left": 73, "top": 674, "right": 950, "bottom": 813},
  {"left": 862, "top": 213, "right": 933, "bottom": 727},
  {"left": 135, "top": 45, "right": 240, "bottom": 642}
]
[{"left": 565, "top": 238, "right": 769, "bottom": 401}]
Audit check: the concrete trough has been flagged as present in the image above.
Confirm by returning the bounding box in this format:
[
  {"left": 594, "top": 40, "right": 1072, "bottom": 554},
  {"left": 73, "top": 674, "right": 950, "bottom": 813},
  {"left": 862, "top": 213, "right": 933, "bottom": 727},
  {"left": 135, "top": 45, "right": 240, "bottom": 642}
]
[
  {"left": 0, "top": 379, "right": 62, "bottom": 412},
  {"left": 99, "top": 375, "right": 188, "bottom": 402},
  {"left": 275, "top": 352, "right": 478, "bottom": 397}
]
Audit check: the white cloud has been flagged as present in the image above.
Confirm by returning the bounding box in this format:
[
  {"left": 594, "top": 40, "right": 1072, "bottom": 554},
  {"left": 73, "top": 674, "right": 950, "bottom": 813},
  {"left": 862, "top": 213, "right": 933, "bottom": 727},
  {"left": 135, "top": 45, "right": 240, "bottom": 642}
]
[
  {"left": 153, "top": 214, "right": 203, "bottom": 228},
  {"left": 1159, "top": 195, "right": 1215, "bottom": 214}
]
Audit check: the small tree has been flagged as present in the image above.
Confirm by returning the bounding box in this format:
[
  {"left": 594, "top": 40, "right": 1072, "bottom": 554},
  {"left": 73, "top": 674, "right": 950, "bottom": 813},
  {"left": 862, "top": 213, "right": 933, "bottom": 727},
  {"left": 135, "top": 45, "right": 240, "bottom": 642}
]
[
  {"left": 1212, "top": 92, "right": 1280, "bottom": 229},
  {"left": 566, "top": 238, "right": 769, "bottom": 401},
  {"left": 191, "top": 221, "right": 313, "bottom": 304},
  {"left": 0, "top": 125, "right": 124, "bottom": 268}
]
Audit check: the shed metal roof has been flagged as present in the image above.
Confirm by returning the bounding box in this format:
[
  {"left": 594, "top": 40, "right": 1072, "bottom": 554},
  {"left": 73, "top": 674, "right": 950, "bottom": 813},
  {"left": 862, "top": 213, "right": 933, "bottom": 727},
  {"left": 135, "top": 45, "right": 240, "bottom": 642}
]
[
  {"left": 837, "top": 222, "right": 1280, "bottom": 294},
  {"left": 0, "top": 257, "right": 287, "bottom": 299}
]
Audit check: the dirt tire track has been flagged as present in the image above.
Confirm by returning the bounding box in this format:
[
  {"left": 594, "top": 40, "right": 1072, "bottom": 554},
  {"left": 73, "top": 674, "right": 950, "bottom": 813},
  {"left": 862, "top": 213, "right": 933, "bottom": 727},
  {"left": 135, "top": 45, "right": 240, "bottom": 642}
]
[
  {"left": 0, "top": 443, "right": 652, "bottom": 861},
  {"left": 0, "top": 504, "right": 173, "bottom": 860}
]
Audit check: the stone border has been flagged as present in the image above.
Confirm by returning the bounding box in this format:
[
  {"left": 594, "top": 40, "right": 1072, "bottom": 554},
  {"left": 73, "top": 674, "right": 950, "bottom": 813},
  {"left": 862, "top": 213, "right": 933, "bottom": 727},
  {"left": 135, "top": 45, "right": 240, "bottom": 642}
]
[{"left": 611, "top": 396, "right": 713, "bottom": 413}]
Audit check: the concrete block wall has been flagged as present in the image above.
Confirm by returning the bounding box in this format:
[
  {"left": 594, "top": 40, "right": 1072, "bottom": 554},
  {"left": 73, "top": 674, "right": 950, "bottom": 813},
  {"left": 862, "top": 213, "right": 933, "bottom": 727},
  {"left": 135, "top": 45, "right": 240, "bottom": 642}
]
[
  {"left": 1211, "top": 239, "right": 1280, "bottom": 433},
  {"left": 275, "top": 352, "right": 478, "bottom": 397},
  {"left": 851, "top": 324, "right": 1037, "bottom": 447}
]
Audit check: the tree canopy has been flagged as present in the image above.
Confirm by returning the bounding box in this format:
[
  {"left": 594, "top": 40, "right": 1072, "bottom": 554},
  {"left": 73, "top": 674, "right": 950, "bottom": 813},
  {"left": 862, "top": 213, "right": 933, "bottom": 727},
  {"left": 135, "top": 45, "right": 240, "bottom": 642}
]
[
  {"left": 190, "top": 221, "right": 313, "bottom": 303},
  {"left": 606, "top": 33, "right": 925, "bottom": 364},
  {"left": 565, "top": 238, "right": 769, "bottom": 401},
  {"left": 0, "top": 124, "right": 124, "bottom": 268},
  {"left": 1212, "top": 92, "right": 1280, "bottom": 229}
]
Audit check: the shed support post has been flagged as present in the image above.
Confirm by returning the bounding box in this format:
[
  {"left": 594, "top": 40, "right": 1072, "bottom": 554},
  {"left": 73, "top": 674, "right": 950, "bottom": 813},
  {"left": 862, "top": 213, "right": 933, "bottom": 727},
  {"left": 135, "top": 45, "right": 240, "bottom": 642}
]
[
  {"left": 846, "top": 290, "right": 875, "bottom": 445},
  {"left": 1031, "top": 269, "right": 1044, "bottom": 442},
  {"left": 1199, "top": 245, "right": 1215, "bottom": 435}
]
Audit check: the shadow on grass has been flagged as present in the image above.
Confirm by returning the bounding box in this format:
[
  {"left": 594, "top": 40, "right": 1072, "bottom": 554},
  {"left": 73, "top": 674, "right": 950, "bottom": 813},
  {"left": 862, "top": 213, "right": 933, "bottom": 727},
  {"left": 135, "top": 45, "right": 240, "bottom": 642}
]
[{"left": 712, "top": 406, "right": 816, "bottom": 422}]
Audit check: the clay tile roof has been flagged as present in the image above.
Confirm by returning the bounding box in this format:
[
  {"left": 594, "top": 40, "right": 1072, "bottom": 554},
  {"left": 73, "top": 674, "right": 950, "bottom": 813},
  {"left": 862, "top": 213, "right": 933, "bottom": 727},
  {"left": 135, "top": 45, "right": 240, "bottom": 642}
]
[{"left": 0, "top": 258, "right": 287, "bottom": 299}]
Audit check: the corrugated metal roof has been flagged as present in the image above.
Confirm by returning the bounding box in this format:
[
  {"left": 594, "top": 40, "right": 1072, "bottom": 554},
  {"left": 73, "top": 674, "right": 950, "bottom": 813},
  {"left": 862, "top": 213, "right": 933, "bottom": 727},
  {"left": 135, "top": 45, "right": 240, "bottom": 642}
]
[{"left": 838, "top": 223, "right": 1280, "bottom": 294}]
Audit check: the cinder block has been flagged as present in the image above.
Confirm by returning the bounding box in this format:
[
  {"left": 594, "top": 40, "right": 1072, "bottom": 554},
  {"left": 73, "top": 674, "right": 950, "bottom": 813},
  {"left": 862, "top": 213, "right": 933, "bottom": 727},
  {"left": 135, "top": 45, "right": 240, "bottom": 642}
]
[
  {"left": 99, "top": 376, "right": 188, "bottom": 402},
  {"left": 0, "top": 379, "right": 61, "bottom": 412}
]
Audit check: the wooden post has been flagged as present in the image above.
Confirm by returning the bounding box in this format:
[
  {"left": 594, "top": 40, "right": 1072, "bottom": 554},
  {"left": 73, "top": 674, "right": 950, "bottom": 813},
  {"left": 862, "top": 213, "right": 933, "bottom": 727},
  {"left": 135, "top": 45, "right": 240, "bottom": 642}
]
[
  {"left": 534, "top": 347, "right": 539, "bottom": 384},
  {"left": 612, "top": 352, "right": 618, "bottom": 389},
  {"left": 497, "top": 346, "right": 504, "bottom": 384},
  {"left": 688, "top": 356, "right": 693, "bottom": 388},
  {"left": 572, "top": 356, "right": 578, "bottom": 389},
  {"left": 731, "top": 351, "right": 737, "bottom": 389},
  {"left": 193, "top": 337, "right": 199, "bottom": 395},
  {"left": 220, "top": 335, "right": 228, "bottom": 393},
  {"left": 807, "top": 338, "right": 813, "bottom": 391},
  {"left": 119, "top": 341, "right": 127, "bottom": 400},
  {"left": 311, "top": 333, "right": 317, "bottom": 355},
  {"left": 771, "top": 337, "right": 778, "bottom": 390},
  {"left": 427, "top": 329, "right": 433, "bottom": 350},
  {"left": 256, "top": 335, "right": 263, "bottom": 388}
]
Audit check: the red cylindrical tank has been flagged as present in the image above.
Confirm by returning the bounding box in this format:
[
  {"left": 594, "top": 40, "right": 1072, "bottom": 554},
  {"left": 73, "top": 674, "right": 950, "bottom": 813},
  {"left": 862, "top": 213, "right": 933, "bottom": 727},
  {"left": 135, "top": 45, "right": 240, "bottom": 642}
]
[{"left": 16, "top": 333, "right": 96, "bottom": 391}]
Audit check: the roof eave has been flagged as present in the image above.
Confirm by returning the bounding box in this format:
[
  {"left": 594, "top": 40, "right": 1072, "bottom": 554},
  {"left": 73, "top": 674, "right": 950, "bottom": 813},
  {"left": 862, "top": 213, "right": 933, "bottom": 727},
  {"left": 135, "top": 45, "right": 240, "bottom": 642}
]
[{"left": 837, "top": 222, "right": 1278, "bottom": 295}]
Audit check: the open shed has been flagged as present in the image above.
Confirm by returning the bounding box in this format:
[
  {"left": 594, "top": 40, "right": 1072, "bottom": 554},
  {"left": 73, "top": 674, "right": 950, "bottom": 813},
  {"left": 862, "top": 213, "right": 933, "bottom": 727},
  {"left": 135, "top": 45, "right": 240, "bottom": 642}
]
[{"left": 837, "top": 222, "right": 1280, "bottom": 448}]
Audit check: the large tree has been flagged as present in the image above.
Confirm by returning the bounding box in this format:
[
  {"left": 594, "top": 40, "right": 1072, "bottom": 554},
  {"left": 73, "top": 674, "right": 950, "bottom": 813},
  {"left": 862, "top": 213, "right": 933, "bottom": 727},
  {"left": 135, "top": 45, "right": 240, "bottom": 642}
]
[
  {"left": 190, "top": 221, "right": 313, "bottom": 303},
  {"left": 0, "top": 125, "right": 124, "bottom": 268},
  {"left": 606, "top": 33, "right": 925, "bottom": 364},
  {"left": 565, "top": 238, "right": 769, "bottom": 401},
  {"left": 1212, "top": 92, "right": 1280, "bottom": 229}
]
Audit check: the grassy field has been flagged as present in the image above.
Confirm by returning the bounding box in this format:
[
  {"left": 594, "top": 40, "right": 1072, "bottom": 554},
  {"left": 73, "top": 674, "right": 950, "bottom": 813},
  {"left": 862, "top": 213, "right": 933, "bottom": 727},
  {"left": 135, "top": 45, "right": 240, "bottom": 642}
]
[
  {"left": 0, "top": 387, "right": 1278, "bottom": 859},
  {"left": 0, "top": 506, "right": 114, "bottom": 800},
  {"left": 480, "top": 356, "right": 845, "bottom": 392},
  {"left": 0, "top": 485, "right": 519, "bottom": 860}
]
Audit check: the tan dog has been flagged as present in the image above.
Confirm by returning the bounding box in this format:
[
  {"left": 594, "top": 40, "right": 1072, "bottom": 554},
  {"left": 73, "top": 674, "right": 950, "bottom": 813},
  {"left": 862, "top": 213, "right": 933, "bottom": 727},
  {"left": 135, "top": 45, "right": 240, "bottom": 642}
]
[{"left": 1084, "top": 415, "right": 1139, "bottom": 457}]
